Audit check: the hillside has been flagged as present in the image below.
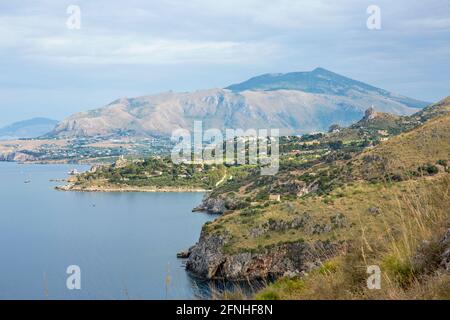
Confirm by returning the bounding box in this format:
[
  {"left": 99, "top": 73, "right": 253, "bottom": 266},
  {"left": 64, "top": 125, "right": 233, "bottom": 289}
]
[
  {"left": 354, "top": 107, "right": 450, "bottom": 181},
  {"left": 191, "top": 98, "right": 450, "bottom": 215},
  {"left": 0, "top": 117, "right": 58, "bottom": 140},
  {"left": 182, "top": 97, "right": 450, "bottom": 299},
  {"left": 60, "top": 96, "right": 450, "bottom": 299},
  {"left": 48, "top": 68, "right": 427, "bottom": 138}
]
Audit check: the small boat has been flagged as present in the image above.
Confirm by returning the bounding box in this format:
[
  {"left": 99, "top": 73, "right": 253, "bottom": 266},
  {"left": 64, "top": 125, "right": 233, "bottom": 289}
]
[
  {"left": 24, "top": 180, "right": 31, "bottom": 184},
  {"left": 68, "top": 169, "right": 79, "bottom": 175}
]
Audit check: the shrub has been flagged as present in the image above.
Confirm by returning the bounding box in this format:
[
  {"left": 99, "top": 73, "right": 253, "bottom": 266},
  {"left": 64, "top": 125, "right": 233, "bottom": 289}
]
[
  {"left": 241, "top": 208, "right": 259, "bottom": 216},
  {"left": 436, "top": 159, "right": 448, "bottom": 167},
  {"left": 382, "top": 255, "right": 415, "bottom": 287},
  {"left": 329, "top": 140, "right": 344, "bottom": 150},
  {"left": 418, "top": 164, "right": 439, "bottom": 175},
  {"left": 256, "top": 291, "right": 280, "bottom": 300},
  {"left": 318, "top": 261, "right": 338, "bottom": 276}
]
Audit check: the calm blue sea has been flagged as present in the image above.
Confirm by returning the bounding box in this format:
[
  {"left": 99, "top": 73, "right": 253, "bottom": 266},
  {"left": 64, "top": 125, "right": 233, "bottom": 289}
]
[{"left": 0, "top": 162, "right": 215, "bottom": 299}]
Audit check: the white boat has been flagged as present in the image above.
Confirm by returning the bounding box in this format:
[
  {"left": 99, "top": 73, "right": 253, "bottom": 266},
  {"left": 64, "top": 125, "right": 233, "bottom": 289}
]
[{"left": 68, "top": 169, "right": 79, "bottom": 175}]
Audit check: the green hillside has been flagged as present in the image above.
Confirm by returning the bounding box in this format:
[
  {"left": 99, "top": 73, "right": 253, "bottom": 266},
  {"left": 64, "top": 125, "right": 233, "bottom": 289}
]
[
  {"left": 66, "top": 96, "right": 450, "bottom": 299},
  {"left": 191, "top": 97, "right": 450, "bottom": 299}
]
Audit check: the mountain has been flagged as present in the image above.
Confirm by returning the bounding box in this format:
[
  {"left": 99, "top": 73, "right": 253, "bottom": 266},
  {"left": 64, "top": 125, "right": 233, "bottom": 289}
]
[
  {"left": 0, "top": 117, "right": 58, "bottom": 140},
  {"left": 49, "top": 68, "right": 429, "bottom": 138},
  {"left": 226, "top": 67, "right": 427, "bottom": 109}
]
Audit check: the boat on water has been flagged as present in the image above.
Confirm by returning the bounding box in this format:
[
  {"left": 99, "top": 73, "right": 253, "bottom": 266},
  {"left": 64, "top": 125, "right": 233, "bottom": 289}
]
[
  {"left": 24, "top": 180, "right": 31, "bottom": 184},
  {"left": 68, "top": 169, "right": 79, "bottom": 175}
]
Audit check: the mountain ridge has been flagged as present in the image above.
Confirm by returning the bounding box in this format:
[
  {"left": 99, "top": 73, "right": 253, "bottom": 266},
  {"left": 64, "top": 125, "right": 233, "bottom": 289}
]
[
  {"left": 226, "top": 67, "right": 428, "bottom": 108},
  {"left": 0, "top": 117, "right": 58, "bottom": 140},
  {"left": 48, "top": 68, "right": 429, "bottom": 138}
]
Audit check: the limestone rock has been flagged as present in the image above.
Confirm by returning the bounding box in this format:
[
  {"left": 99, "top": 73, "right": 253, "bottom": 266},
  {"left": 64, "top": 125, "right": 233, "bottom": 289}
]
[{"left": 186, "top": 229, "right": 344, "bottom": 280}]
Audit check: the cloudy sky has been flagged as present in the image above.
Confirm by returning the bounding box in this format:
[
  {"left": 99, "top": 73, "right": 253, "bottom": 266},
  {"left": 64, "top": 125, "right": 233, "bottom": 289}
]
[{"left": 0, "top": 0, "right": 449, "bottom": 125}]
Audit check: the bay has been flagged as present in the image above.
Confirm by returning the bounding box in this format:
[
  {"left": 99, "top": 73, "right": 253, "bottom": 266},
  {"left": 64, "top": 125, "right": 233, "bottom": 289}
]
[{"left": 0, "top": 162, "right": 214, "bottom": 299}]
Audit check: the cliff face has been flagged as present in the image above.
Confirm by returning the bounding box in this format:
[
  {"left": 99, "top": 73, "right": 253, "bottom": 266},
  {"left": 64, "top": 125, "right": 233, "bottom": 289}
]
[
  {"left": 0, "top": 151, "right": 36, "bottom": 162},
  {"left": 185, "top": 229, "right": 344, "bottom": 280}
]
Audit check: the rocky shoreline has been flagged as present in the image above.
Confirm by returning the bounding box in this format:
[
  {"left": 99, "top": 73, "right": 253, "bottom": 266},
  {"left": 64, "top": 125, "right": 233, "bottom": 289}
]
[
  {"left": 183, "top": 229, "right": 345, "bottom": 281},
  {"left": 57, "top": 178, "right": 345, "bottom": 281},
  {"left": 192, "top": 195, "right": 226, "bottom": 214},
  {"left": 184, "top": 192, "right": 350, "bottom": 280},
  {"left": 192, "top": 193, "right": 251, "bottom": 214}
]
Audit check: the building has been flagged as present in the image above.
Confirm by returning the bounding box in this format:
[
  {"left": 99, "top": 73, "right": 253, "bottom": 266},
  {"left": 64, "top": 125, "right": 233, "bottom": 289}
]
[{"left": 269, "top": 194, "right": 281, "bottom": 202}]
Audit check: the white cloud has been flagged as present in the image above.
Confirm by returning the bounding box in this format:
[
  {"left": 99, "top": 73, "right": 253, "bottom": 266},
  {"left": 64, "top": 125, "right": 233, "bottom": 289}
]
[
  {"left": 402, "top": 17, "right": 450, "bottom": 30},
  {"left": 25, "top": 35, "right": 279, "bottom": 65},
  {"left": 0, "top": 6, "right": 281, "bottom": 65},
  {"left": 0, "top": 0, "right": 449, "bottom": 106}
]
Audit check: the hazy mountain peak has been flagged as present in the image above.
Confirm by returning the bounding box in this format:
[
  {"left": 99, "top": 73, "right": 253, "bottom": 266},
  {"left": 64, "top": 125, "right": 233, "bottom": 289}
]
[
  {"left": 0, "top": 117, "right": 58, "bottom": 140},
  {"left": 312, "top": 66, "right": 333, "bottom": 74}
]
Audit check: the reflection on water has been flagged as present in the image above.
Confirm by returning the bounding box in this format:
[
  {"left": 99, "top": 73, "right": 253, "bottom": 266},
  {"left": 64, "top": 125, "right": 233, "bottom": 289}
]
[{"left": 188, "top": 273, "right": 271, "bottom": 299}]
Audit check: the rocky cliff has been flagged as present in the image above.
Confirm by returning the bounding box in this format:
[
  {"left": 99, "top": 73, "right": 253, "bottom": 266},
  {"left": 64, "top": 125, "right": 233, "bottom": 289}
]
[{"left": 185, "top": 229, "right": 344, "bottom": 280}]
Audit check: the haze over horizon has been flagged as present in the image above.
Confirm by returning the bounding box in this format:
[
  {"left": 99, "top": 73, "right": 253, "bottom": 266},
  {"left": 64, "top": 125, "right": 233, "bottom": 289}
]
[{"left": 1, "top": 0, "right": 449, "bottom": 126}]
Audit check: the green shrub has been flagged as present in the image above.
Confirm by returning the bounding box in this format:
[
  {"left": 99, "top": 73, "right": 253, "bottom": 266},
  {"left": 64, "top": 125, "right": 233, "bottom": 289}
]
[
  {"left": 418, "top": 164, "right": 439, "bottom": 175},
  {"left": 317, "top": 261, "right": 338, "bottom": 276},
  {"left": 241, "top": 208, "right": 259, "bottom": 216},
  {"left": 382, "top": 255, "right": 415, "bottom": 287},
  {"left": 436, "top": 159, "right": 448, "bottom": 167},
  {"left": 256, "top": 291, "right": 280, "bottom": 300}
]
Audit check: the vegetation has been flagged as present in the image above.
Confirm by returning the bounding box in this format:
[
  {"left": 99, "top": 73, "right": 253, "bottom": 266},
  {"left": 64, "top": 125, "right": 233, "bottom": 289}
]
[
  {"left": 69, "top": 96, "right": 450, "bottom": 299},
  {"left": 71, "top": 156, "right": 227, "bottom": 190},
  {"left": 255, "top": 176, "right": 450, "bottom": 300},
  {"left": 199, "top": 97, "right": 450, "bottom": 299}
]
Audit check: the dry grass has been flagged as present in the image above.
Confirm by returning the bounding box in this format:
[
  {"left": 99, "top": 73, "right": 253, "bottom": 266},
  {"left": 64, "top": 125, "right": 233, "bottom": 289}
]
[
  {"left": 354, "top": 112, "right": 450, "bottom": 180},
  {"left": 255, "top": 175, "right": 450, "bottom": 300},
  {"left": 206, "top": 173, "right": 448, "bottom": 255}
]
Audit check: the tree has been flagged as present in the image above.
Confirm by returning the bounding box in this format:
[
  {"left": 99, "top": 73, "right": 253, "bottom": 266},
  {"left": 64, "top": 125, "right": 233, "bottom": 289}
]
[{"left": 329, "top": 140, "right": 344, "bottom": 150}]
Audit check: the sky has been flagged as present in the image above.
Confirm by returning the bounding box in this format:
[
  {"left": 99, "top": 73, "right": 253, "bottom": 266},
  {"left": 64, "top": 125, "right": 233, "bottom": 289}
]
[{"left": 0, "top": 0, "right": 449, "bottom": 126}]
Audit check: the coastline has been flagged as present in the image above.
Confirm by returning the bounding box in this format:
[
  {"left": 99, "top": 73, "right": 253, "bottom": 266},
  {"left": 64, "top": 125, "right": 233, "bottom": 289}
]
[{"left": 55, "top": 183, "right": 211, "bottom": 193}]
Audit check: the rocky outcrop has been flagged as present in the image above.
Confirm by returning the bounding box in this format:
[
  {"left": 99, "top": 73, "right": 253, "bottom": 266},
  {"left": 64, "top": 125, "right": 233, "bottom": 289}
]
[
  {"left": 192, "top": 193, "right": 249, "bottom": 214},
  {"left": 186, "top": 229, "right": 345, "bottom": 280},
  {"left": 192, "top": 195, "right": 226, "bottom": 214},
  {"left": 363, "top": 106, "right": 378, "bottom": 121},
  {"left": 413, "top": 228, "right": 450, "bottom": 273},
  {"left": 441, "top": 249, "right": 450, "bottom": 271},
  {"left": 0, "top": 151, "right": 36, "bottom": 162},
  {"left": 440, "top": 229, "right": 450, "bottom": 271}
]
